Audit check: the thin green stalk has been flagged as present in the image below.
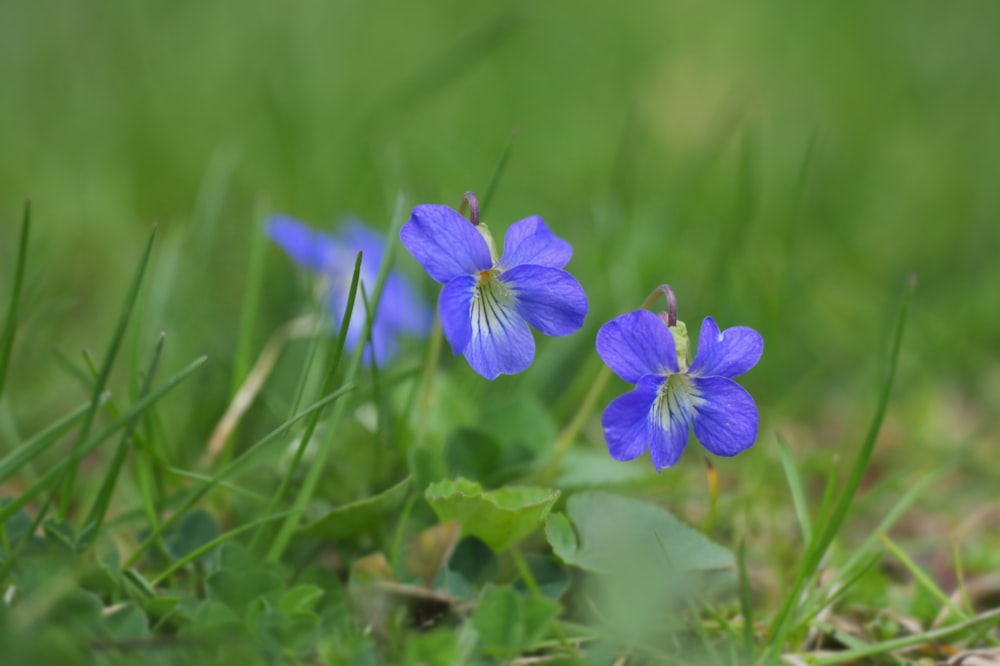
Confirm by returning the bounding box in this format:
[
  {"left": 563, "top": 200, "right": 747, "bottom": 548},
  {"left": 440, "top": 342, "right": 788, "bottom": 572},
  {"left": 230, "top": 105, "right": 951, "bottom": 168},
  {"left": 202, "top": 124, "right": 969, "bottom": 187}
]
[
  {"left": 0, "top": 199, "right": 31, "bottom": 400},
  {"left": 407, "top": 313, "right": 442, "bottom": 452},
  {"left": 765, "top": 276, "right": 915, "bottom": 663},
  {"left": 480, "top": 129, "right": 517, "bottom": 218},
  {"left": 149, "top": 510, "right": 300, "bottom": 586},
  {"left": 232, "top": 197, "right": 270, "bottom": 397},
  {"left": 776, "top": 435, "right": 812, "bottom": 544},
  {"left": 121, "top": 384, "right": 353, "bottom": 570},
  {"left": 60, "top": 224, "right": 157, "bottom": 516},
  {"left": 539, "top": 285, "right": 672, "bottom": 481},
  {"left": 0, "top": 354, "right": 206, "bottom": 526},
  {"left": 737, "top": 542, "right": 756, "bottom": 664},
  {"left": 877, "top": 531, "right": 968, "bottom": 622},
  {"left": 249, "top": 251, "right": 363, "bottom": 554},
  {"left": 266, "top": 194, "right": 408, "bottom": 562},
  {"left": 808, "top": 607, "right": 1000, "bottom": 665},
  {"left": 0, "top": 399, "right": 95, "bottom": 483},
  {"left": 84, "top": 333, "right": 166, "bottom": 534}
]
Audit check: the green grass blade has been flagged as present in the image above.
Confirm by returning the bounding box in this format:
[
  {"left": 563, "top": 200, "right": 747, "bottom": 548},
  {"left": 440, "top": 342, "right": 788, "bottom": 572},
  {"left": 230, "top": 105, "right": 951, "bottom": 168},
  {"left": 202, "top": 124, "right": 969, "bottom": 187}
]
[
  {"left": 737, "top": 541, "right": 756, "bottom": 665},
  {"left": 84, "top": 332, "right": 166, "bottom": 535},
  {"left": 149, "top": 509, "right": 300, "bottom": 587},
  {"left": 480, "top": 129, "right": 517, "bottom": 217},
  {"left": 0, "top": 399, "right": 95, "bottom": 482},
  {"left": 877, "top": 531, "right": 969, "bottom": 622},
  {"left": 122, "top": 383, "right": 354, "bottom": 570},
  {"left": 249, "top": 250, "right": 362, "bottom": 553},
  {"left": 163, "top": 467, "right": 270, "bottom": 503},
  {"left": 775, "top": 435, "right": 812, "bottom": 545},
  {"left": 765, "top": 276, "right": 915, "bottom": 662},
  {"left": 0, "top": 354, "right": 206, "bottom": 526},
  {"left": 231, "top": 198, "right": 269, "bottom": 399},
  {"left": 0, "top": 199, "right": 31, "bottom": 400},
  {"left": 808, "top": 608, "right": 1000, "bottom": 665},
  {"left": 59, "top": 223, "right": 158, "bottom": 516},
  {"left": 266, "top": 193, "right": 407, "bottom": 562}
]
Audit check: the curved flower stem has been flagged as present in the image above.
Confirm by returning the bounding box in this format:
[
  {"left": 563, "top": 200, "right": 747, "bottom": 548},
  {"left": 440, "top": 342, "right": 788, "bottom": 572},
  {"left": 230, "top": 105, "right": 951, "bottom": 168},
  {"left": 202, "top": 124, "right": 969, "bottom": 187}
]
[{"left": 538, "top": 285, "right": 677, "bottom": 483}]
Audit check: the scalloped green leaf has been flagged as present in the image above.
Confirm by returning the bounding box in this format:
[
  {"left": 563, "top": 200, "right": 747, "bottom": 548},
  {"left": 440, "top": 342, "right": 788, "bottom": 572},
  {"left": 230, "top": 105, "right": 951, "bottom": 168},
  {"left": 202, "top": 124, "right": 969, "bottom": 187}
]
[
  {"left": 545, "top": 491, "right": 733, "bottom": 574},
  {"left": 300, "top": 476, "right": 411, "bottom": 540},
  {"left": 424, "top": 478, "right": 559, "bottom": 552}
]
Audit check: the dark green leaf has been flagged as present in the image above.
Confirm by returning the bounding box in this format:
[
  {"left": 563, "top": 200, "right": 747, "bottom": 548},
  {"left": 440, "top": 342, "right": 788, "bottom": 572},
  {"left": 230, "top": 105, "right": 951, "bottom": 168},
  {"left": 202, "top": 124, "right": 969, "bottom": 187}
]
[{"left": 300, "top": 476, "right": 411, "bottom": 540}]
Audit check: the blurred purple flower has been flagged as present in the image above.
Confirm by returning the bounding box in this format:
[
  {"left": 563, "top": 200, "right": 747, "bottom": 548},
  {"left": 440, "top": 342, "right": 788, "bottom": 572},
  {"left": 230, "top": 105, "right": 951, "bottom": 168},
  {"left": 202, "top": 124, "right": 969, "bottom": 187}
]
[
  {"left": 596, "top": 310, "right": 763, "bottom": 471},
  {"left": 400, "top": 204, "right": 587, "bottom": 380},
  {"left": 267, "top": 215, "right": 431, "bottom": 365}
]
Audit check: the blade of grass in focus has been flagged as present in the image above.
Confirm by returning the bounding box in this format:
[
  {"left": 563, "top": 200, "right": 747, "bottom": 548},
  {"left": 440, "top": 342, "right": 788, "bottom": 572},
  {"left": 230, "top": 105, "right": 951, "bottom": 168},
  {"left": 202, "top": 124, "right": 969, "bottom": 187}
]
[
  {"left": 0, "top": 354, "right": 206, "bottom": 526},
  {"left": 83, "top": 332, "right": 166, "bottom": 539},
  {"left": 765, "top": 275, "right": 916, "bottom": 662},
  {"left": 59, "top": 224, "right": 158, "bottom": 516},
  {"left": 248, "top": 250, "right": 363, "bottom": 554},
  {"left": 122, "top": 383, "right": 355, "bottom": 569},
  {"left": 265, "top": 193, "right": 408, "bottom": 562}
]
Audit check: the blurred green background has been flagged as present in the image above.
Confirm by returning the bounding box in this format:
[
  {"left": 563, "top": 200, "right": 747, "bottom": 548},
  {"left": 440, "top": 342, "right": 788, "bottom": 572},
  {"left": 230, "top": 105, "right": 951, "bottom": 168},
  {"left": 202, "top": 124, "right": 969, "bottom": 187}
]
[{"left": 2, "top": 0, "right": 999, "bottom": 548}]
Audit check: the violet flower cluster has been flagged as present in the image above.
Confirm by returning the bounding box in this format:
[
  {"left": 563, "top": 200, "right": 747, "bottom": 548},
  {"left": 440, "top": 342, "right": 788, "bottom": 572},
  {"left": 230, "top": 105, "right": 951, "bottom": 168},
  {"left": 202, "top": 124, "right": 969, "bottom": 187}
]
[{"left": 268, "top": 197, "right": 762, "bottom": 472}]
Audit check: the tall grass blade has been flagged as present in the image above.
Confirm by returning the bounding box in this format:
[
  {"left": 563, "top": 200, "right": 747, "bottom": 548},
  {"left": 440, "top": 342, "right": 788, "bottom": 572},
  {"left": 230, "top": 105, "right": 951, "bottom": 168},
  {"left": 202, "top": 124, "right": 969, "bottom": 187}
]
[
  {"left": 0, "top": 199, "right": 31, "bottom": 400},
  {"left": 480, "top": 129, "right": 517, "bottom": 218},
  {"left": 84, "top": 332, "right": 166, "bottom": 536},
  {"left": 765, "top": 275, "right": 916, "bottom": 662},
  {"left": 737, "top": 541, "right": 756, "bottom": 665},
  {"left": 266, "top": 193, "right": 407, "bottom": 562},
  {"left": 249, "top": 250, "right": 362, "bottom": 553},
  {"left": 0, "top": 399, "right": 95, "bottom": 482},
  {"left": 0, "top": 354, "right": 206, "bottom": 525},
  {"left": 122, "top": 384, "right": 353, "bottom": 569},
  {"left": 59, "top": 224, "right": 158, "bottom": 516},
  {"left": 231, "top": 198, "right": 269, "bottom": 398},
  {"left": 776, "top": 435, "right": 812, "bottom": 544}
]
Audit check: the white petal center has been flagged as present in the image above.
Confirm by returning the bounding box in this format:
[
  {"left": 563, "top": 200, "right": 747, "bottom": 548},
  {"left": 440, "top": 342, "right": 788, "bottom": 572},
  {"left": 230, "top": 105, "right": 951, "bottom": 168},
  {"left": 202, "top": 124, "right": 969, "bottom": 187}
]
[{"left": 470, "top": 272, "right": 517, "bottom": 340}]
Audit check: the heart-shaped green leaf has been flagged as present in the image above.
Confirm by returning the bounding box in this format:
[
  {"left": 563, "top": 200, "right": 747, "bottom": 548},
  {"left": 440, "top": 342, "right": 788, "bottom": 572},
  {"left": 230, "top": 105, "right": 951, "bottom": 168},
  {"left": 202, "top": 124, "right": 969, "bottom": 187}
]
[
  {"left": 301, "top": 476, "right": 411, "bottom": 540},
  {"left": 425, "top": 479, "right": 559, "bottom": 552},
  {"left": 545, "top": 491, "right": 733, "bottom": 574}
]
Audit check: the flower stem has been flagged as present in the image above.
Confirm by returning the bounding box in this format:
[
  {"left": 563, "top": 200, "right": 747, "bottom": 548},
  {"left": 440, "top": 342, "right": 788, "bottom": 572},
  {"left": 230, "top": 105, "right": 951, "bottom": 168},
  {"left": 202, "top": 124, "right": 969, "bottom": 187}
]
[{"left": 538, "top": 285, "right": 677, "bottom": 482}]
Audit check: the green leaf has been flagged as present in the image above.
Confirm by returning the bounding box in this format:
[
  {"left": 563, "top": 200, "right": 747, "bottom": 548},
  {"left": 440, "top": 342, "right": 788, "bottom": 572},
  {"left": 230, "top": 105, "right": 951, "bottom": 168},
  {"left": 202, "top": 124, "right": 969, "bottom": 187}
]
[
  {"left": 447, "top": 536, "right": 498, "bottom": 587},
  {"left": 513, "top": 554, "right": 570, "bottom": 600},
  {"left": 403, "top": 627, "right": 460, "bottom": 666},
  {"left": 300, "top": 476, "right": 411, "bottom": 540},
  {"left": 545, "top": 491, "right": 733, "bottom": 574},
  {"left": 207, "top": 566, "right": 284, "bottom": 613},
  {"left": 425, "top": 478, "right": 559, "bottom": 552},
  {"left": 472, "top": 584, "right": 560, "bottom": 658},
  {"left": 42, "top": 516, "right": 79, "bottom": 553},
  {"left": 555, "top": 448, "right": 650, "bottom": 489},
  {"left": 279, "top": 584, "right": 325, "bottom": 616},
  {"left": 408, "top": 445, "right": 447, "bottom": 491},
  {"left": 443, "top": 428, "right": 503, "bottom": 484},
  {"left": 103, "top": 603, "right": 149, "bottom": 640},
  {"left": 164, "top": 509, "right": 220, "bottom": 563},
  {"left": 478, "top": 394, "right": 556, "bottom": 459}
]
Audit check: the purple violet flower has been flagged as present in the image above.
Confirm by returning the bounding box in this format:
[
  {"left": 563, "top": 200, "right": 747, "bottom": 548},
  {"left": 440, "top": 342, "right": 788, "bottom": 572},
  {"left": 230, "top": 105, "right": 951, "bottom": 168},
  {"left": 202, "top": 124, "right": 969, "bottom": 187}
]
[
  {"left": 399, "top": 202, "right": 588, "bottom": 380},
  {"left": 596, "top": 309, "right": 763, "bottom": 471},
  {"left": 267, "top": 215, "right": 431, "bottom": 365}
]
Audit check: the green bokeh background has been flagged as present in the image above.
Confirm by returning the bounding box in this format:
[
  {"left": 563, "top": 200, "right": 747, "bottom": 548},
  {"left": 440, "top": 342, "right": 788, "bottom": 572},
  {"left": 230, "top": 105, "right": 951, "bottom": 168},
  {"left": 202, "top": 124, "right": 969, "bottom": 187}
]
[{"left": 2, "top": 1, "right": 998, "bottom": 530}]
